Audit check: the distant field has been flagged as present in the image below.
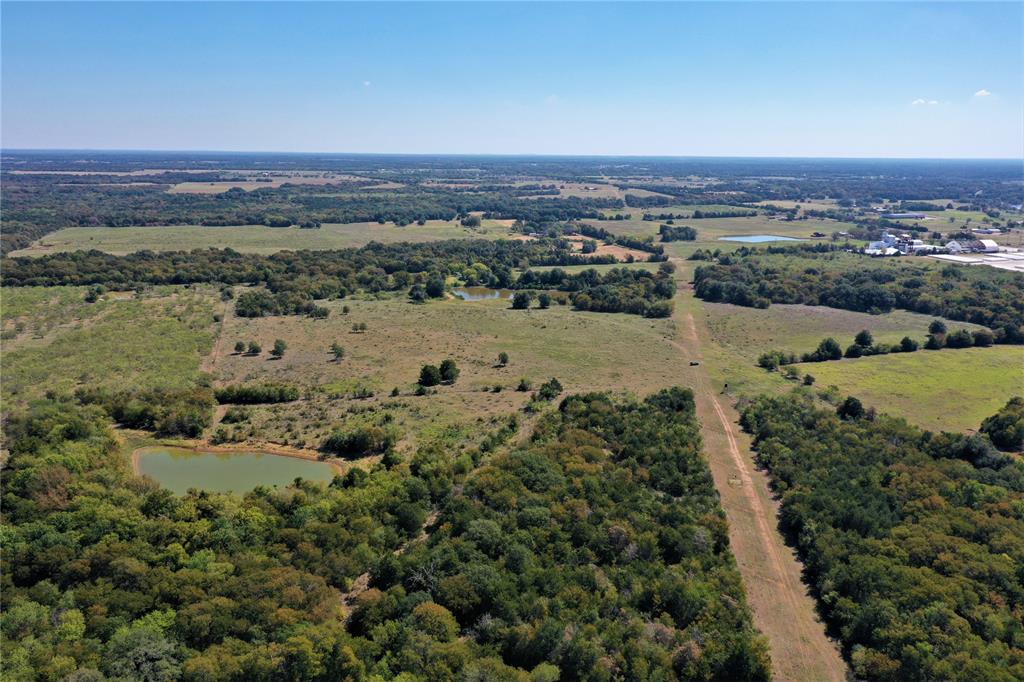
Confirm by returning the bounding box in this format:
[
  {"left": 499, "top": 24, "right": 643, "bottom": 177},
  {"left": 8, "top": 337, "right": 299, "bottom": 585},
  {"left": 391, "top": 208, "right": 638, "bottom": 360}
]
[
  {"left": 703, "top": 302, "right": 989, "bottom": 364},
  {"left": 795, "top": 346, "right": 1024, "bottom": 432},
  {"left": 9, "top": 219, "right": 519, "bottom": 256},
  {"left": 528, "top": 261, "right": 661, "bottom": 274}
]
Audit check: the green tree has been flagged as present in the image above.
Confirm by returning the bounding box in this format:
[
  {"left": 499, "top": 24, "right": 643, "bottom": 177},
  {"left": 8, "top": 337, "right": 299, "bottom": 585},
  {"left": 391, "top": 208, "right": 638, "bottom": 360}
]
[
  {"left": 498, "top": 352, "right": 509, "bottom": 367},
  {"left": 980, "top": 396, "right": 1024, "bottom": 451},
  {"left": 330, "top": 342, "right": 345, "bottom": 361},
  {"left": 854, "top": 329, "right": 873, "bottom": 347},
  {"left": 837, "top": 396, "right": 865, "bottom": 420},
  {"left": 247, "top": 340, "right": 261, "bottom": 355},
  {"left": 537, "top": 293, "right": 551, "bottom": 309},
  {"left": 439, "top": 358, "right": 459, "bottom": 384},
  {"left": 233, "top": 341, "right": 246, "bottom": 354},
  {"left": 928, "top": 319, "right": 947, "bottom": 335},
  {"left": 419, "top": 364, "right": 442, "bottom": 387},
  {"left": 271, "top": 339, "right": 287, "bottom": 358},
  {"left": 900, "top": 336, "right": 919, "bottom": 352},
  {"left": 512, "top": 292, "right": 533, "bottom": 310}
]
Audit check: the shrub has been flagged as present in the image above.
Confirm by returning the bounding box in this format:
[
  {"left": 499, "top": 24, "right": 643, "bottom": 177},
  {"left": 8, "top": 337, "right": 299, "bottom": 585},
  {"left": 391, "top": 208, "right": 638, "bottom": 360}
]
[
  {"left": 321, "top": 424, "right": 396, "bottom": 457},
  {"left": 214, "top": 383, "right": 300, "bottom": 404},
  {"left": 419, "top": 365, "right": 442, "bottom": 387}
]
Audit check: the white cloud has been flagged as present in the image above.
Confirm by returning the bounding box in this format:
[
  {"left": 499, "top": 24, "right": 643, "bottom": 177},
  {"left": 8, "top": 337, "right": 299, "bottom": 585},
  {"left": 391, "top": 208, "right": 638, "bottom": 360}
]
[
  {"left": 974, "top": 89, "right": 991, "bottom": 97},
  {"left": 911, "top": 99, "right": 939, "bottom": 106}
]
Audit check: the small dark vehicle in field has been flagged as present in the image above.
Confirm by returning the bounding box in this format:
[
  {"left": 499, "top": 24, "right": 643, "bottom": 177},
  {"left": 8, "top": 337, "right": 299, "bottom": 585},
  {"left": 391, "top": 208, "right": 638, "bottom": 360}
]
[{"left": 689, "top": 361, "right": 700, "bottom": 366}]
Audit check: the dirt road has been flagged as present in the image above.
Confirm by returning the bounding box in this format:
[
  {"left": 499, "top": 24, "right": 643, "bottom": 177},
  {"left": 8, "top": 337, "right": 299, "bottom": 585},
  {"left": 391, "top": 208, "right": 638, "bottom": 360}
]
[{"left": 671, "top": 269, "right": 848, "bottom": 681}]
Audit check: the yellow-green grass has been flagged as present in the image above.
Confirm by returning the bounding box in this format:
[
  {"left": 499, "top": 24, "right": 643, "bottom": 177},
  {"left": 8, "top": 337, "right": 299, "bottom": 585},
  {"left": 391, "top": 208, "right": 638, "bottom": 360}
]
[
  {"left": 209, "top": 294, "right": 686, "bottom": 449},
  {"left": 794, "top": 346, "right": 1024, "bottom": 432},
  {"left": 703, "top": 302, "right": 989, "bottom": 365},
  {"left": 1, "top": 288, "right": 216, "bottom": 406},
  {"left": 9, "top": 220, "right": 519, "bottom": 256}
]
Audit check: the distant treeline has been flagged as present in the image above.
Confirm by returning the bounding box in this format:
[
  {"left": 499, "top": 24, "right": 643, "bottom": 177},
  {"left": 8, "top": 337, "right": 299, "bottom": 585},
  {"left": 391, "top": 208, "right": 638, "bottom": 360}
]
[
  {"left": 0, "top": 176, "right": 623, "bottom": 253},
  {"left": 741, "top": 393, "right": 1024, "bottom": 681},
  {"left": 693, "top": 250, "right": 1024, "bottom": 343}
]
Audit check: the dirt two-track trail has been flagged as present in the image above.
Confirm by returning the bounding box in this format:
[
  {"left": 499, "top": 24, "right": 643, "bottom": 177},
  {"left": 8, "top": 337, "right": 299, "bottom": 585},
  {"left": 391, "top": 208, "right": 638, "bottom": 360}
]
[{"left": 670, "top": 265, "right": 849, "bottom": 681}]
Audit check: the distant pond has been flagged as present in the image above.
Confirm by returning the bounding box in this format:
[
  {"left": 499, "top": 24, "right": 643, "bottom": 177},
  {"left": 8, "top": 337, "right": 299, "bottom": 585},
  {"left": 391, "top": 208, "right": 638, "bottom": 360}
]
[
  {"left": 718, "top": 235, "right": 804, "bottom": 243},
  {"left": 452, "top": 287, "right": 514, "bottom": 301},
  {"left": 134, "top": 446, "right": 337, "bottom": 495}
]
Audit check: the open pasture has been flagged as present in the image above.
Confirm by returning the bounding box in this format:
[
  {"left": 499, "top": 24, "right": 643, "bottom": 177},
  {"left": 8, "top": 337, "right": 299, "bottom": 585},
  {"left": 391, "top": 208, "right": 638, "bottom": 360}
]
[
  {"left": 796, "top": 346, "right": 1024, "bottom": 432},
  {"left": 9, "top": 219, "right": 520, "bottom": 256},
  {"left": 208, "top": 293, "right": 685, "bottom": 448}
]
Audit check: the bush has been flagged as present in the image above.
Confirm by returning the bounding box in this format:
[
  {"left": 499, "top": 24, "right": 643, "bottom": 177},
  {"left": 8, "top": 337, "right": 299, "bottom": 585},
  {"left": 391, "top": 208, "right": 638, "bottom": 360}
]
[
  {"left": 321, "top": 424, "right": 396, "bottom": 457},
  {"left": 439, "top": 359, "right": 459, "bottom": 384},
  {"left": 512, "top": 291, "right": 533, "bottom": 310},
  {"left": 536, "top": 377, "right": 563, "bottom": 401},
  {"left": 837, "top": 396, "right": 865, "bottom": 420},
  {"left": 214, "top": 383, "right": 299, "bottom": 404},
  {"left": 419, "top": 364, "right": 442, "bottom": 387}
]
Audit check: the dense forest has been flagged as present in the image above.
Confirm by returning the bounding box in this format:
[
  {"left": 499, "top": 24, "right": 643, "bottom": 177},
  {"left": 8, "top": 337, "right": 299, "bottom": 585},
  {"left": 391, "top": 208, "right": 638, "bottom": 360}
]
[
  {"left": 693, "top": 250, "right": 1024, "bottom": 343},
  {"left": 1, "top": 388, "right": 770, "bottom": 681},
  {"left": 740, "top": 393, "right": 1024, "bottom": 681}
]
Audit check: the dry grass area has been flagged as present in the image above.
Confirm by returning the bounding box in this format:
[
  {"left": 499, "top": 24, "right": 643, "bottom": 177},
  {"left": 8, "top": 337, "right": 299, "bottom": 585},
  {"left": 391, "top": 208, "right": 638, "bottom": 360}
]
[
  {"left": 207, "top": 293, "right": 683, "bottom": 450},
  {"left": 564, "top": 236, "right": 650, "bottom": 261}
]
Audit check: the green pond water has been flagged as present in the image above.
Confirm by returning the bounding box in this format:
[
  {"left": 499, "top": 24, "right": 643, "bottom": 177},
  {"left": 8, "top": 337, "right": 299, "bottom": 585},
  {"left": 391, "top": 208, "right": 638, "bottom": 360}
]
[{"left": 135, "top": 447, "right": 336, "bottom": 495}]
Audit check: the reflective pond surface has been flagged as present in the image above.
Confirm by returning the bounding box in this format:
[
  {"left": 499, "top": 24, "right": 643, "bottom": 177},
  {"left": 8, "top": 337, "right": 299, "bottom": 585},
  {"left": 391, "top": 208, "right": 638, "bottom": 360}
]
[
  {"left": 452, "top": 287, "right": 514, "bottom": 300},
  {"left": 135, "top": 446, "right": 336, "bottom": 495}
]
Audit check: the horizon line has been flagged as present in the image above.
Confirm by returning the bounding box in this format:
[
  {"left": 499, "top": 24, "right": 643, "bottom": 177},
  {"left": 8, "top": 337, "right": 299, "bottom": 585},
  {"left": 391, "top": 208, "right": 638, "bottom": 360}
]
[{"left": 2, "top": 148, "right": 1022, "bottom": 163}]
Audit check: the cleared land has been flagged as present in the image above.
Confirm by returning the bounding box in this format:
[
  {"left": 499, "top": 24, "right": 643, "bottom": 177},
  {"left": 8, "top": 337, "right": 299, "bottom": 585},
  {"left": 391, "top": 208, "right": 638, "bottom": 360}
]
[
  {"left": 669, "top": 265, "right": 849, "bottom": 681},
  {"left": 795, "top": 346, "right": 1024, "bottom": 432},
  {"left": 204, "top": 292, "right": 683, "bottom": 450},
  {"left": 9, "top": 219, "right": 519, "bottom": 256}
]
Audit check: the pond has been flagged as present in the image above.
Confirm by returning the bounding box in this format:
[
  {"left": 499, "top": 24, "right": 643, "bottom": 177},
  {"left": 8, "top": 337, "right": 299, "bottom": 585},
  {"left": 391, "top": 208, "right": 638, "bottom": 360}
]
[
  {"left": 452, "top": 287, "right": 514, "bottom": 300},
  {"left": 134, "top": 446, "right": 337, "bottom": 495},
  {"left": 718, "top": 235, "right": 804, "bottom": 243}
]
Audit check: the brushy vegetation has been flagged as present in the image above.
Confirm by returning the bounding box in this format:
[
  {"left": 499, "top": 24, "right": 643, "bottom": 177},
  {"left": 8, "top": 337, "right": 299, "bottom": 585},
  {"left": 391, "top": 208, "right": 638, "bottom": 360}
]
[
  {"left": 694, "top": 250, "right": 1024, "bottom": 342},
  {"left": 214, "top": 383, "right": 301, "bottom": 405},
  {"left": 740, "top": 392, "right": 1024, "bottom": 681}
]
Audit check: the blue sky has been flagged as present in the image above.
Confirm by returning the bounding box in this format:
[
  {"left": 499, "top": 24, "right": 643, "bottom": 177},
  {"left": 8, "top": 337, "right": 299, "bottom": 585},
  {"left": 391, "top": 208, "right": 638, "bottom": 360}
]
[{"left": 2, "top": 2, "right": 1021, "bottom": 158}]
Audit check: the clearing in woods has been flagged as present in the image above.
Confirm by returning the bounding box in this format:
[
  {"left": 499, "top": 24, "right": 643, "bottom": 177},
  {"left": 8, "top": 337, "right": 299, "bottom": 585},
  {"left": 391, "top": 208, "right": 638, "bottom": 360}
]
[{"left": 669, "top": 260, "right": 849, "bottom": 681}]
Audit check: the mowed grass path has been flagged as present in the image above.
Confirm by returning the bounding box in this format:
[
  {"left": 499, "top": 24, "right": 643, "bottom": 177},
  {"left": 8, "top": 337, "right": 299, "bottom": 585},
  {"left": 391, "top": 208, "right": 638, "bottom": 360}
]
[
  {"left": 9, "top": 219, "right": 518, "bottom": 256},
  {"left": 797, "top": 346, "right": 1024, "bottom": 432}
]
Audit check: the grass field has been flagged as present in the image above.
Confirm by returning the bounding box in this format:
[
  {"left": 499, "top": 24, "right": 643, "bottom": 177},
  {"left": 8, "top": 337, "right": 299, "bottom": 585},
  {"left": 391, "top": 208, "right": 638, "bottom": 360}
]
[
  {"left": 1, "top": 287, "right": 216, "bottom": 405},
  {"left": 703, "top": 302, "right": 989, "bottom": 365},
  {"left": 794, "top": 346, "right": 1024, "bottom": 432},
  {"left": 206, "top": 292, "right": 685, "bottom": 449},
  {"left": 9, "top": 219, "right": 519, "bottom": 256}
]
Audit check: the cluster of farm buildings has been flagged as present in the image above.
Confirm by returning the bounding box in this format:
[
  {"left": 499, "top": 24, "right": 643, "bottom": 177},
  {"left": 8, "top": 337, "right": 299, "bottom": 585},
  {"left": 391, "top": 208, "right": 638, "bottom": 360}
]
[{"left": 864, "top": 231, "right": 999, "bottom": 257}]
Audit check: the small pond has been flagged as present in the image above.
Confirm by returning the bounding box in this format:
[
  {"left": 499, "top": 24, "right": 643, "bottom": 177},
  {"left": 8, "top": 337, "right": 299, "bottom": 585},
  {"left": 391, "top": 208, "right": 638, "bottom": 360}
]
[
  {"left": 452, "top": 287, "right": 514, "bottom": 300},
  {"left": 718, "top": 235, "right": 804, "bottom": 243},
  {"left": 134, "top": 446, "right": 336, "bottom": 495}
]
